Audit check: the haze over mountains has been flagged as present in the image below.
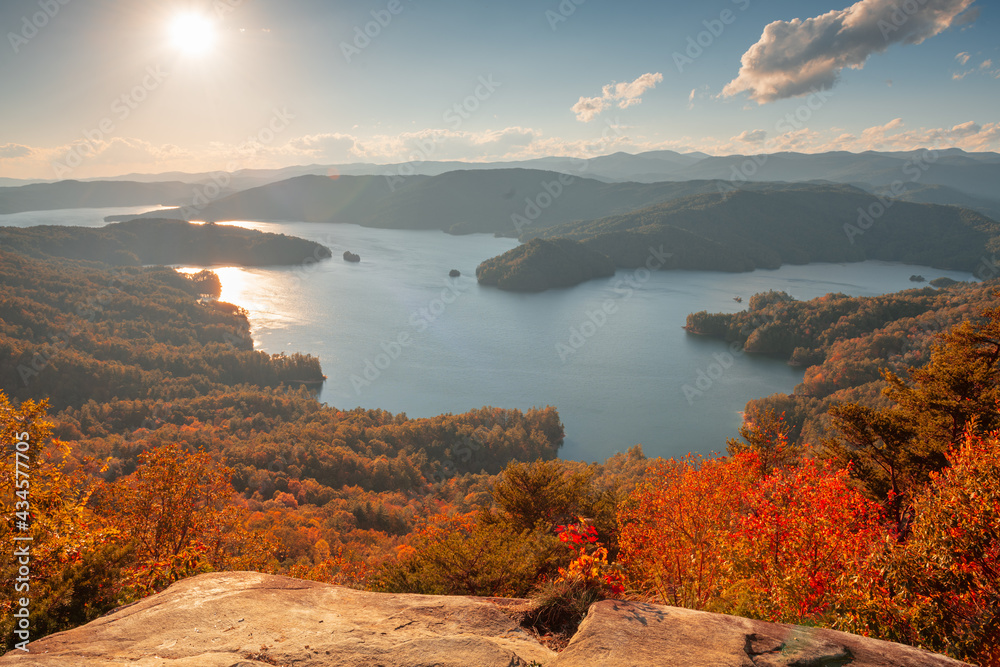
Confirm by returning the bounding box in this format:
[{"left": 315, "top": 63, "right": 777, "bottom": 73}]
[
  {"left": 2, "top": 148, "right": 998, "bottom": 209},
  {"left": 4, "top": 148, "right": 999, "bottom": 292},
  {"left": 106, "top": 170, "right": 817, "bottom": 235},
  {"left": 0, "top": 180, "right": 215, "bottom": 215}
]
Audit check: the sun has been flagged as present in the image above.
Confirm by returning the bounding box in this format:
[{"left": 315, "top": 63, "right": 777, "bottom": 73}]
[{"left": 168, "top": 12, "right": 216, "bottom": 57}]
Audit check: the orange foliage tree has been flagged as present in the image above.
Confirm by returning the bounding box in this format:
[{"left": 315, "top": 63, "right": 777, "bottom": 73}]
[
  {"left": 95, "top": 441, "right": 271, "bottom": 599},
  {"left": 721, "top": 459, "right": 888, "bottom": 625},
  {"left": 554, "top": 519, "right": 624, "bottom": 597},
  {"left": 618, "top": 453, "right": 891, "bottom": 625},
  {"left": 617, "top": 453, "right": 761, "bottom": 609},
  {"left": 851, "top": 431, "right": 1000, "bottom": 663},
  {"left": 1, "top": 393, "right": 122, "bottom": 653}
]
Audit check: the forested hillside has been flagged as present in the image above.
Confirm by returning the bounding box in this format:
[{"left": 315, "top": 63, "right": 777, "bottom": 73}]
[
  {"left": 105, "top": 170, "right": 826, "bottom": 235},
  {"left": 0, "top": 250, "right": 324, "bottom": 410},
  {"left": 533, "top": 185, "right": 1000, "bottom": 272},
  {"left": 0, "top": 218, "right": 331, "bottom": 267},
  {"left": 476, "top": 238, "right": 615, "bottom": 291},
  {"left": 0, "top": 179, "right": 199, "bottom": 214},
  {"left": 686, "top": 280, "right": 1000, "bottom": 445}
]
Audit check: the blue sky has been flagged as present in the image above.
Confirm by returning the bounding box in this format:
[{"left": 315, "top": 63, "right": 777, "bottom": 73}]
[{"left": 0, "top": 0, "right": 997, "bottom": 178}]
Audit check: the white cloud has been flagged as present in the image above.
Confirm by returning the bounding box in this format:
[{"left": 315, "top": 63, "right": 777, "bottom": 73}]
[
  {"left": 724, "top": 0, "right": 978, "bottom": 103},
  {"left": 632, "top": 118, "right": 1000, "bottom": 155},
  {"left": 570, "top": 96, "right": 610, "bottom": 123},
  {"left": 350, "top": 127, "right": 542, "bottom": 163},
  {"left": 733, "top": 129, "right": 768, "bottom": 143},
  {"left": 951, "top": 120, "right": 982, "bottom": 136},
  {"left": 287, "top": 133, "right": 359, "bottom": 162},
  {"left": 607, "top": 72, "right": 664, "bottom": 108},
  {"left": 950, "top": 56, "right": 1000, "bottom": 80},
  {"left": 806, "top": 119, "right": 1000, "bottom": 152},
  {"left": 3, "top": 118, "right": 1000, "bottom": 181},
  {"left": 572, "top": 72, "right": 663, "bottom": 122},
  {"left": 0, "top": 143, "right": 34, "bottom": 159}
]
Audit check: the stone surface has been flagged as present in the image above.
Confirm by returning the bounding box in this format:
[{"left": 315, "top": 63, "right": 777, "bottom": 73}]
[
  {"left": 2, "top": 572, "right": 554, "bottom": 667},
  {"left": 552, "top": 600, "right": 970, "bottom": 667},
  {"left": 1, "top": 574, "right": 971, "bottom": 667}
]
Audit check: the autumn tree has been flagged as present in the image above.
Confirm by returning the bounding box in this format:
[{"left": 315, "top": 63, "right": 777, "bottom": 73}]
[
  {"left": 825, "top": 296, "right": 1000, "bottom": 527},
  {"left": 726, "top": 407, "right": 800, "bottom": 472},
  {"left": 857, "top": 431, "right": 1000, "bottom": 664},
  {"left": 617, "top": 453, "right": 761, "bottom": 609},
  {"left": 0, "top": 393, "right": 123, "bottom": 653},
  {"left": 95, "top": 441, "right": 270, "bottom": 599},
  {"left": 371, "top": 512, "right": 561, "bottom": 597},
  {"left": 618, "top": 452, "right": 891, "bottom": 625},
  {"left": 721, "top": 459, "right": 888, "bottom": 625},
  {"left": 491, "top": 459, "right": 594, "bottom": 532}
]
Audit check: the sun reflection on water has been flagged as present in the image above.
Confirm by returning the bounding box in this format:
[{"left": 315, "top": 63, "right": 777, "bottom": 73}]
[
  {"left": 174, "top": 265, "right": 298, "bottom": 348},
  {"left": 174, "top": 265, "right": 256, "bottom": 309}
]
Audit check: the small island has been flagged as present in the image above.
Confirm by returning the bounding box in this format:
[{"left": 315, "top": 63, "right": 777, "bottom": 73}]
[
  {"left": 909, "top": 274, "right": 926, "bottom": 282},
  {"left": 475, "top": 237, "right": 615, "bottom": 292},
  {"left": 343, "top": 251, "right": 361, "bottom": 262},
  {"left": 930, "top": 277, "right": 960, "bottom": 287},
  {"left": 449, "top": 269, "right": 461, "bottom": 277}
]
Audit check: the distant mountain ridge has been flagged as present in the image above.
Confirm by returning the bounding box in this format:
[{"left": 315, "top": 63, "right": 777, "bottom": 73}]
[
  {"left": 102, "top": 169, "right": 854, "bottom": 236},
  {"left": 0, "top": 179, "right": 212, "bottom": 215},
  {"left": 4, "top": 148, "right": 997, "bottom": 219},
  {"left": 62, "top": 147, "right": 1000, "bottom": 200}
]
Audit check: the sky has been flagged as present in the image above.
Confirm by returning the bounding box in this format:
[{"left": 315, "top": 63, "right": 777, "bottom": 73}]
[{"left": 0, "top": 0, "right": 997, "bottom": 179}]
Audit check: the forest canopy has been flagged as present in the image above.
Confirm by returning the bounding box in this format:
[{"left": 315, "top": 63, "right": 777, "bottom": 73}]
[{"left": 0, "top": 218, "right": 332, "bottom": 267}]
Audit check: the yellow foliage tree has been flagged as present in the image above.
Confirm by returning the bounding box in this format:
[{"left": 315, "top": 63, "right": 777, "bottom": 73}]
[
  {"left": 95, "top": 441, "right": 272, "bottom": 599},
  {"left": 1, "top": 393, "right": 121, "bottom": 654}
]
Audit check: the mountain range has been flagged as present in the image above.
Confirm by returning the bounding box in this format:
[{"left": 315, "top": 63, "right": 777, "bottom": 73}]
[
  {"left": 3, "top": 149, "right": 999, "bottom": 293},
  {"left": 2, "top": 147, "right": 998, "bottom": 201},
  {"left": 103, "top": 170, "right": 779, "bottom": 235},
  {"left": 0, "top": 179, "right": 218, "bottom": 215}
]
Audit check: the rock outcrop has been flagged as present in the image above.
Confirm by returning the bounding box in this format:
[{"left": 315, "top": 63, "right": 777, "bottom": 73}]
[
  {"left": 555, "top": 600, "right": 968, "bottom": 667},
  {"left": 1, "top": 573, "right": 969, "bottom": 667}
]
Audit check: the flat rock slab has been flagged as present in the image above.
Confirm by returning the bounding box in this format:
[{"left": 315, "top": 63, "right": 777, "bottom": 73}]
[
  {"left": 2, "top": 571, "right": 555, "bottom": 667},
  {"left": 2, "top": 574, "right": 970, "bottom": 666},
  {"left": 551, "top": 600, "right": 970, "bottom": 667}
]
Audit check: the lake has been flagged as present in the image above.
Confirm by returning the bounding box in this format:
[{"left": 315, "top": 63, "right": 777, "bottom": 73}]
[{"left": 1, "top": 208, "right": 978, "bottom": 462}]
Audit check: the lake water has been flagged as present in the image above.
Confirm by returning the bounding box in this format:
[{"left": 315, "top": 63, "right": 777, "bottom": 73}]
[{"left": 1, "top": 208, "right": 978, "bottom": 462}]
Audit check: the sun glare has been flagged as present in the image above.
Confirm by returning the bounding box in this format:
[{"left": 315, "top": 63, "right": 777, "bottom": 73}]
[{"left": 169, "top": 12, "right": 216, "bottom": 57}]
